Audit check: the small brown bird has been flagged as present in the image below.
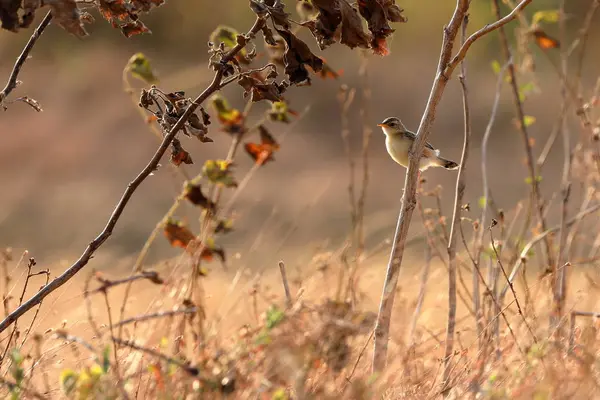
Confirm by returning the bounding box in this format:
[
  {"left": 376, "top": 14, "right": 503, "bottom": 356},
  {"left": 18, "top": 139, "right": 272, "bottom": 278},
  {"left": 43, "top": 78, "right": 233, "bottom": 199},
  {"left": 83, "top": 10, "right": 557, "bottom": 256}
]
[{"left": 377, "top": 117, "right": 459, "bottom": 171}]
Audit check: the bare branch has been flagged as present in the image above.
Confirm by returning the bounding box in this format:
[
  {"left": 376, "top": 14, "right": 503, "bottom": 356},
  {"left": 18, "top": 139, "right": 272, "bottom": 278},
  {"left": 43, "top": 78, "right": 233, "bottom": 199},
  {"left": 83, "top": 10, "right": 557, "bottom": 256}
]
[{"left": 0, "top": 11, "right": 53, "bottom": 109}]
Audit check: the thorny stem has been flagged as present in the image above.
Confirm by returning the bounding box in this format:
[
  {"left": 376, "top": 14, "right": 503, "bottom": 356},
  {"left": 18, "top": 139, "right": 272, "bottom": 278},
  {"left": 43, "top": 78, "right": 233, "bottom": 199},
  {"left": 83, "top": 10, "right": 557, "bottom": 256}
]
[
  {"left": 0, "top": 11, "right": 53, "bottom": 107},
  {"left": 0, "top": 17, "right": 267, "bottom": 335},
  {"left": 442, "top": 14, "right": 470, "bottom": 394},
  {"left": 372, "top": 0, "right": 533, "bottom": 373}
]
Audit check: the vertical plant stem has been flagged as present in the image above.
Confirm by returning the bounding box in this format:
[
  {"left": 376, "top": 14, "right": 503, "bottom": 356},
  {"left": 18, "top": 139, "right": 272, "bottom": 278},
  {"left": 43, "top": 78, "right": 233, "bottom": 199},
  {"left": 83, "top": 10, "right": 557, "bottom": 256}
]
[
  {"left": 442, "top": 14, "right": 471, "bottom": 394},
  {"left": 491, "top": 0, "right": 553, "bottom": 280},
  {"left": 356, "top": 52, "right": 373, "bottom": 258}
]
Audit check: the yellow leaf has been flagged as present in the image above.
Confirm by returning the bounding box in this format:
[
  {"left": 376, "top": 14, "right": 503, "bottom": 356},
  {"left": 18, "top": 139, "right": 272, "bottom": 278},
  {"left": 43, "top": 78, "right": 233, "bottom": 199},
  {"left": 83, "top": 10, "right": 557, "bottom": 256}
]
[
  {"left": 532, "top": 10, "right": 560, "bottom": 25},
  {"left": 524, "top": 115, "right": 536, "bottom": 127},
  {"left": 126, "top": 53, "right": 158, "bottom": 84}
]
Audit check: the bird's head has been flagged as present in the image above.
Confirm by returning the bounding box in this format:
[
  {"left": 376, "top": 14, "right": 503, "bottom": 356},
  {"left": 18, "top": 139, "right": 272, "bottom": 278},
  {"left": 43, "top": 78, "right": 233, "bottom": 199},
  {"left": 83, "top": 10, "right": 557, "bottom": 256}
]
[{"left": 377, "top": 117, "right": 407, "bottom": 136}]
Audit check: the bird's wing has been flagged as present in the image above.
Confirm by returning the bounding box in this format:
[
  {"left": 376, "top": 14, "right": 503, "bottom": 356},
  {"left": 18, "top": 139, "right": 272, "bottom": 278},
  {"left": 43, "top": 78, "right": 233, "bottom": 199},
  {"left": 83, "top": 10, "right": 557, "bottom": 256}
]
[{"left": 405, "top": 130, "right": 436, "bottom": 151}]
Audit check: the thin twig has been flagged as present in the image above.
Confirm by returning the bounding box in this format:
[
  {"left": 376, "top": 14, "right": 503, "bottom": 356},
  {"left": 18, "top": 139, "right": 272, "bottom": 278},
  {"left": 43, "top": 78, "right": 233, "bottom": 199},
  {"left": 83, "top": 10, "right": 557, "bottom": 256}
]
[
  {"left": 356, "top": 52, "right": 372, "bottom": 257},
  {"left": 407, "top": 244, "right": 432, "bottom": 346},
  {"left": 111, "top": 337, "right": 199, "bottom": 376},
  {"left": 500, "top": 203, "right": 600, "bottom": 301},
  {"left": 0, "top": 11, "right": 53, "bottom": 108},
  {"left": 489, "top": 228, "right": 538, "bottom": 344},
  {"left": 114, "top": 307, "right": 197, "bottom": 328},
  {"left": 338, "top": 85, "right": 358, "bottom": 237},
  {"left": 473, "top": 57, "right": 511, "bottom": 352},
  {"left": 552, "top": 0, "right": 572, "bottom": 332},
  {"left": 87, "top": 270, "right": 163, "bottom": 296},
  {"left": 1, "top": 258, "right": 36, "bottom": 363},
  {"left": 278, "top": 261, "right": 293, "bottom": 308},
  {"left": 0, "top": 16, "right": 266, "bottom": 335}
]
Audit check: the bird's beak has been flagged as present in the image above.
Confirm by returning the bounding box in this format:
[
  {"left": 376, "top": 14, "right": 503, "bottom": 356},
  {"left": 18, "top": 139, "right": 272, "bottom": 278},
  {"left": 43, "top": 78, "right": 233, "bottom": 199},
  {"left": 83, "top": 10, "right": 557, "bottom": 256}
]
[{"left": 377, "top": 123, "right": 386, "bottom": 127}]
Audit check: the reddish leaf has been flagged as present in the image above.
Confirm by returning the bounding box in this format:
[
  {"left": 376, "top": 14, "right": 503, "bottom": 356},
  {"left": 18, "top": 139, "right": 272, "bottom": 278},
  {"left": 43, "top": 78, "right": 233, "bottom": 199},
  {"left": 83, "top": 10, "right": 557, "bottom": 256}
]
[
  {"left": 244, "top": 125, "right": 280, "bottom": 165},
  {"left": 121, "top": 20, "right": 151, "bottom": 37},
  {"left": 532, "top": 29, "right": 560, "bottom": 49},
  {"left": 171, "top": 141, "right": 193, "bottom": 166},
  {"left": 47, "top": 0, "right": 92, "bottom": 37},
  {"left": 164, "top": 219, "right": 195, "bottom": 249},
  {"left": 358, "top": 0, "right": 406, "bottom": 55}
]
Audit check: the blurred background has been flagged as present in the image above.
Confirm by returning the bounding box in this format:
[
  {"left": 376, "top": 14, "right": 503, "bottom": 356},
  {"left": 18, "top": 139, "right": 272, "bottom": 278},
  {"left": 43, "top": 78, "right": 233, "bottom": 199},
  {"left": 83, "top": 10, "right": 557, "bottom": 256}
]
[{"left": 0, "top": 0, "right": 599, "bottom": 278}]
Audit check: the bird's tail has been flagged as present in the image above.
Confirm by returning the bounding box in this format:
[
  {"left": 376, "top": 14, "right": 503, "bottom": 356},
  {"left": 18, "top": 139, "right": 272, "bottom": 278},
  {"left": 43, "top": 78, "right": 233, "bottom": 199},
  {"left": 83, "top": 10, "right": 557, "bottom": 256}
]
[{"left": 435, "top": 156, "right": 459, "bottom": 170}]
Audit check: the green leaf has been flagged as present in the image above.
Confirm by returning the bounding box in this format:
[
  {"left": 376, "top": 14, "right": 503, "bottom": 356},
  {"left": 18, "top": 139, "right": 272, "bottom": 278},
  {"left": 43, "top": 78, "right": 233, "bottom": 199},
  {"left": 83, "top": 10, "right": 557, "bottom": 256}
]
[
  {"left": 60, "top": 369, "right": 79, "bottom": 395},
  {"left": 478, "top": 196, "right": 488, "bottom": 209},
  {"left": 532, "top": 10, "right": 560, "bottom": 25},
  {"left": 525, "top": 175, "right": 543, "bottom": 185},
  {"left": 126, "top": 53, "right": 158, "bottom": 84},
  {"left": 102, "top": 346, "right": 111, "bottom": 373},
  {"left": 265, "top": 305, "right": 285, "bottom": 330},
  {"left": 272, "top": 388, "right": 289, "bottom": 400},
  {"left": 210, "top": 25, "right": 246, "bottom": 56},
  {"left": 490, "top": 60, "right": 501, "bottom": 75},
  {"left": 202, "top": 160, "right": 238, "bottom": 188},
  {"left": 518, "top": 82, "right": 536, "bottom": 102},
  {"left": 523, "top": 115, "right": 536, "bottom": 127}
]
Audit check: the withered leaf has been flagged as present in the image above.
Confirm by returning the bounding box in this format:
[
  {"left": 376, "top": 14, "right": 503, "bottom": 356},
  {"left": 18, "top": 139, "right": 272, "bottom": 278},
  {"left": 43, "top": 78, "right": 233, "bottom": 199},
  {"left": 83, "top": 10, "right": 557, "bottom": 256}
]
[
  {"left": 244, "top": 125, "right": 280, "bottom": 166},
  {"left": 164, "top": 219, "right": 195, "bottom": 249},
  {"left": 121, "top": 20, "right": 151, "bottom": 37},
  {"left": 171, "top": 140, "right": 193, "bottom": 166},
  {"left": 338, "top": 0, "right": 370, "bottom": 49},
  {"left": 305, "top": 0, "right": 342, "bottom": 50},
  {"left": 358, "top": 0, "right": 407, "bottom": 55},
  {"left": 184, "top": 181, "right": 216, "bottom": 211},
  {"left": 250, "top": 0, "right": 290, "bottom": 29},
  {"left": 130, "top": 0, "right": 166, "bottom": 13},
  {"left": 275, "top": 27, "right": 324, "bottom": 85},
  {"left": 238, "top": 71, "right": 287, "bottom": 103},
  {"left": 0, "top": 0, "right": 38, "bottom": 32},
  {"left": 97, "top": 0, "right": 163, "bottom": 37},
  {"left": 261, "top": 25, "right": 277, "bottom": 46},
  {"left": 197, "top": 238, "right": 226, "bottom": 263},
  {"left": 46, "top": 0, "right": 91, "bottom": 37}
]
